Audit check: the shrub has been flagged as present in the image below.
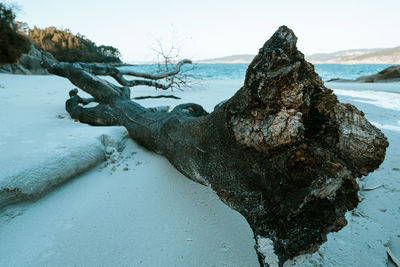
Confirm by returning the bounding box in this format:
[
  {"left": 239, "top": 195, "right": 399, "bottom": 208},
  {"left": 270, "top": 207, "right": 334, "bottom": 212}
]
[{"left": 0, "top": 3, "right": 31, "bottom": 64}]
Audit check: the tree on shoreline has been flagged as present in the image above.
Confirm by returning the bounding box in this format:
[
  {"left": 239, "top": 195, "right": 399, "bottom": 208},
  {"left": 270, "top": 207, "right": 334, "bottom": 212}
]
[
  {"left": 28, "top": 26, "right": 122, "bottom": 63},
  {"left": 0, "top": 4, "right": 121, "bottom": 65},
  {"left": 42, "top": 26, "right": 387, "bottom": 266},
  {"left": 0, "top": 3, "right": 30, "bottom": 63}
]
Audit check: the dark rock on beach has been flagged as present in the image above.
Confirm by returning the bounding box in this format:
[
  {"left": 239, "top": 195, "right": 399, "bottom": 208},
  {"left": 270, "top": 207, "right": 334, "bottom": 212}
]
[
  {"left": 0, "top": 45, "right": 56, "bottom": 75},
  {"left": 326, "top": 65, "right": 400, "bottom": 83},
  {"left": 355, "top": 65, "right": 400, "bottom": 82}
]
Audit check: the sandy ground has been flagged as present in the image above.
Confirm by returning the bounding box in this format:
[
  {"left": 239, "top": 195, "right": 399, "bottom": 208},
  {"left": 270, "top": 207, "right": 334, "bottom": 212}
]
[
  {"left": 0, "top": 74, "right": 399, "bottom": 266},
  {"left": 0, "top": 73, "right": 128, "bottom": 208},
  {"left": 0, "top": 138, "right": 259, "bottom": 266},
  {"left": 0, "top": 75, "right": 258, "bottom": 266}
]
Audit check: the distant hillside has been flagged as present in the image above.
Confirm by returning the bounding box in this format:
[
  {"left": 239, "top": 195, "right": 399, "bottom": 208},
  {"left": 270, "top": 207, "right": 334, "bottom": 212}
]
[
  {"left": 196, "top": 54, "right": 255, "bottom": 64},
  {"left": 306, "top": 47, "right": 400, "bottom": 64},
  {"left": 197, "top": 47, "right": 400, "bottom": 65},
  {"left": 28, "top": 27, "right": 122, "bottom": 63}
]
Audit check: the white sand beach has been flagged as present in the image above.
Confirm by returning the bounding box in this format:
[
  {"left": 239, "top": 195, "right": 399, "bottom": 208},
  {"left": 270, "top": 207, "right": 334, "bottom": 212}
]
[
  {"left": 0, "top": 74, "right": 399, "bottom": 266},
  {"left": 0, "top": 74, "right": 259, "bottom": 266}
]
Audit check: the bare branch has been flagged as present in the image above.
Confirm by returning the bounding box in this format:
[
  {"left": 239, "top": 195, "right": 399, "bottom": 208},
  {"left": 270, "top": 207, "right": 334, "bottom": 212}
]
[
  {"left": 73, "top": 60, "right": 191, "bottom": 90},
  {"left": 77, "top": 60, "right": 191, "bottom": 82},
  {"left": 133, "top": 95, "right": 181, "bottom": 100},
  {"left": 69, "top": 88, "right": 96, "bottom": 105},
  {"left": 40, "top": 43, "right": 193, "bottom": 92},
  {"left": 118, "top": 59, "right": 192, "bottom": 79},
  {"left": 131, "top": 79, "right": 175, "bottom": 90},
  {"left": 43, "top": 61, "right": 121, "bottom": 104}
]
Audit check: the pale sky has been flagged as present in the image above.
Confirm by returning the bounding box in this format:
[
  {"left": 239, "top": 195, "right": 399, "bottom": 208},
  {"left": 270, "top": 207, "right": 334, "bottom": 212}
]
[{"left": 5, "top": 0, "right": 400, "bottom": 62}]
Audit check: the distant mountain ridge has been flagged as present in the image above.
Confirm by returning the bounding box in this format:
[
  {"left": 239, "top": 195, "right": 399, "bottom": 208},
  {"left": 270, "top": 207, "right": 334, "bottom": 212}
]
[
  {"left": 196, "top": 54, "right": 255, "bottom": 64},
  {"left": 196, "top": 46, "right": 400, "bottom": 64},
  {"left": 306, "top": 47, "right": 400, "bottom": 64}
]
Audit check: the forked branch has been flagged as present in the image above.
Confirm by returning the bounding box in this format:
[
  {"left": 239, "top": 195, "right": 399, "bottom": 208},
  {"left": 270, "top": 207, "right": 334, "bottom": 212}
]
[
  {"left": 77, "top": 61, "right": 191, "bottom": 89},
  {"left": 118, "top": 59, "right": 192, "bottom": 79},
  {"left": 42, "top": 55, "right": 193, "bottom": 91}
]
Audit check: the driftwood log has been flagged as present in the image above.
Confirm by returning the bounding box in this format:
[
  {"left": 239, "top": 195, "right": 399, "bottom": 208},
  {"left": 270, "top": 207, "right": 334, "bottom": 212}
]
[{"left": 42, "top": 26, "right": 388, "bottom": 266}]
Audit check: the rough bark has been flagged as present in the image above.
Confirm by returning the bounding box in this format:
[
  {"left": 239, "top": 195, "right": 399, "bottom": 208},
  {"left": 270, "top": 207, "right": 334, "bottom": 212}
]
[{"left": 43, "top": 26, "right": 388, "bottom": 266}]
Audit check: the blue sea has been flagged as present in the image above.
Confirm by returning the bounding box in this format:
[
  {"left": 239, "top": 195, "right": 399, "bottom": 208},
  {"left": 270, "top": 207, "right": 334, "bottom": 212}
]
[
  {"left": 124, "top": 63, "right": 400, "bottom": 132},
  {"left": 122, "top": 63, "right": 396, "bottom": 82}
]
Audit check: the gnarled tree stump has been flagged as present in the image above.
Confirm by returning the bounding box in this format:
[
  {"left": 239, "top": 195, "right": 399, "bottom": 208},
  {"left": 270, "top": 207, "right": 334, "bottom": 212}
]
[{"left": 43, "top": 26, "right": 388, "bottom": 266}]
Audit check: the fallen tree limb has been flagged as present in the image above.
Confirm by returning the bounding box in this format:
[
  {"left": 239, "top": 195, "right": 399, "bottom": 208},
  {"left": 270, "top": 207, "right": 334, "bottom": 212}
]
[
  {"left": 43, "top": 26, "right": 388, "bottom": 266},
  {"left": 133, "top": 95, "right": 181, "bottom": 100}
]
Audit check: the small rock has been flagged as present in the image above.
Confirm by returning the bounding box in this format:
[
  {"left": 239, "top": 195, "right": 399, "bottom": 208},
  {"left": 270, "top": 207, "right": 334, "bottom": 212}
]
[{"left": 105, "top": 147, "right": 116, "bottom": 155}]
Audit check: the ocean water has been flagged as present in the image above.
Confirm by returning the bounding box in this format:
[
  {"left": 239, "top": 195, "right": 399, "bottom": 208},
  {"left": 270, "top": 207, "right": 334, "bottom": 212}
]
[
  {"left": 120, "top": 63, "right": 400, "bottom": 132},
  {"left": 120, "top": 63, "right": 396, "bottom": 82}
]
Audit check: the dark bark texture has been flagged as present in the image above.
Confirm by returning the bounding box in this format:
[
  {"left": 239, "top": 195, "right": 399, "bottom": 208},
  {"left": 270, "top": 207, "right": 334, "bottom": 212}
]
[{"left": 43, "top": 26, "right": 388, "bottom": 266}]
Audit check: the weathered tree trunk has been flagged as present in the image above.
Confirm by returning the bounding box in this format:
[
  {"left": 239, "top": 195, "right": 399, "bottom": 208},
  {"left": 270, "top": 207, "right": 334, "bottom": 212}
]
[{"left": 43, "top": 26, "right": 388, "bottom": 266}]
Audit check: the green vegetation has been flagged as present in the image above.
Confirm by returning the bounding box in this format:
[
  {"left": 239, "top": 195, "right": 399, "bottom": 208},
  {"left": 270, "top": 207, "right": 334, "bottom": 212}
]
[
  {"left": 0, "top": 3, "right": 30, "bottom": 63},
  {"left": 28, "top": 27, "right": 122, "bottom": 63},
  {"left": 0, "top": 3, "right": 122, "bottom": 64}
]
